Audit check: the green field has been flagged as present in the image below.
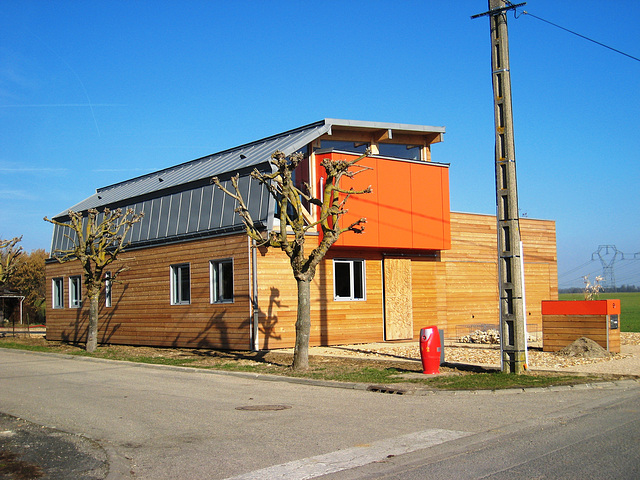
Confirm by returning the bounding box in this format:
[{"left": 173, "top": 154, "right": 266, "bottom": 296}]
[{"left": 558, "top": 292, "right": 640, "bottom": 332}]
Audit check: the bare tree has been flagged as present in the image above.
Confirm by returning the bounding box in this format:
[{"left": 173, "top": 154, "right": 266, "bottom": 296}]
[
  {"left": 0, "top": 236, "right": 23, "bottom": 288},
  {"left": 213, "top": 150, "right": 372, "bottom": 370},
  {"left": 44, "top": 208, "right": 144, "bottom": 352},
  {"left": 0, "top": 236, "right": 24, "bottom": 324}
]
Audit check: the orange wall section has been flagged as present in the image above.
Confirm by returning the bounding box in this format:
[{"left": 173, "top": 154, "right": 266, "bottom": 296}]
[
  {"left": 315, "top": 152, "right": 451, "bottom": 250},
  {"left": 541, "top": 299, "right": 620, "bottom": 316}
]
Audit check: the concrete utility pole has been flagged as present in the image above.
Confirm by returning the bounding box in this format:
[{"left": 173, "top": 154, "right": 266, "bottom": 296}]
[{"left": 472, "top": 0, "right": 527, "bottom": 373}]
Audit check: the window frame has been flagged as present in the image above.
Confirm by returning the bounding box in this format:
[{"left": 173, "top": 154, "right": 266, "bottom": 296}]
[
  {"left": 170, "top": 263, "right": 191, "bottom": 305},
  {"left": 333, "top": 259, "right": 366, "bottom": 301},
  {"left": 69, "top": 275, "right": 82, "bottom": 308},
  {"left": 104, "top": 271, "right": 112, "bottom": 308},
  {"left": 210, "top": 258, "right": 234, "bottom": 304},
  {"left": 377, "top": 143, "right": 422, "bottom": 161},
  {"left": 52, "top": 277, "right": 64, "bottom": 309}
]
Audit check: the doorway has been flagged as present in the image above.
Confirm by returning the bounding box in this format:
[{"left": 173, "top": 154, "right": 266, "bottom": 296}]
[{"left": 383, "top": 257, "right": 413, "bottom": 340}]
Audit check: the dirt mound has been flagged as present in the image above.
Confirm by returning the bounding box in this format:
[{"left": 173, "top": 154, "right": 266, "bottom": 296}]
[{"left": 558, "top": 337, "right": 610, "bottom": 358}]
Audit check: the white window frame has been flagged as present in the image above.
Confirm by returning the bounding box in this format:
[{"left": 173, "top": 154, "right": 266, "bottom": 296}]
[
  {"left": 69, "top": 275, "right": 82, "bottom": 308},
  {"left": 52, "top": 277, "right": 64, "bottom": 309},
  {"left": 170, "top": 263, "right": 191, "bottom": 305},
  {"left": 333, "top": 259, "right": 366, "bottom": 301},
  {"left": 210, "top": 258, "right": 234, "bottom": 304},
  {"left": 104, "top": 271, "right": 112, "bottom": 308}
]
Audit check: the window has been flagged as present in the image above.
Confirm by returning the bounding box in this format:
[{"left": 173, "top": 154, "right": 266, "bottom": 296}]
[
  {"left": 171, "top": 264, "right": 191, "bottom": 305},
  {"left": 319, "top": 140, "right": 370, "bottom": 154},
  {"left": 104, "top": 272, "right": 112, "bottom": 308},
  {"left": 210, "top": 259, "right": 233, "bottom": 303},
  {"left": 333, "top": 259, "right": 365, "bottom": 301},
  {"left": 52, "top": 278, "right": 64, "bottom": 309},
  {"left": 377, "top": 143, "right": 422, "bottom": 161},
  {"left": 69, "top": 276, "right": 82, "bottom": 308}
]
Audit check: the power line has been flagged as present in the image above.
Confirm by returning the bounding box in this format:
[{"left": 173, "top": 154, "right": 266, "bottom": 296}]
[
  {"left": 557, "top": 259, "right": 596, "bottom": 279},
  {"left": 519, "top": 9, "right": 640, "bottom": 63}
]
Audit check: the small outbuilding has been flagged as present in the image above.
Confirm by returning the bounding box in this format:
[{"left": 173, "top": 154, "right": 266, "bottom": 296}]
[{"left": 45, "top": 119, "right": 557, "bottom": 350}]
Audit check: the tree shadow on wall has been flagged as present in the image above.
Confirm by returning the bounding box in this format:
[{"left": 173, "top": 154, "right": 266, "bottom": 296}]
[
  {"left": 258, "top": 287, "right": 283, "bottom": 349},
  {"left": 169, "top": 287, "right": 286, "bottom": 362},
  {"left": 97, "top": 284, "right": 127, "bottom": 345},
  {"left": 60, "top": 284, "right": 126, "bottom": 347},
  {"left": 61, "top": 304, "right": 88, "bottom": 345}
]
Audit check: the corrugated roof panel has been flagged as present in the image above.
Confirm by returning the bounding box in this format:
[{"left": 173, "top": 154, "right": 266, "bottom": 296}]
[
  {"left": 50, "top": 180, "right": 271, "bottom": 253},
  {"left": 187, "top": 189, "right": 202, "bottom": 234},
  {"left": 56, "top": 121, "right": 330, "bottom": 218},
  {"left": 198, "top": 185, "right": 214, "bottom": 231}
]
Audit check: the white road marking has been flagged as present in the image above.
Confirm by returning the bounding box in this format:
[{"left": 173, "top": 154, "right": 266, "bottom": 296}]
[{"left": 225, "top": 428, "right": 470, "bottom": 480}]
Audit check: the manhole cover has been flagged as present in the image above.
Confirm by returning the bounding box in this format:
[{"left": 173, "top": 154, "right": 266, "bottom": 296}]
[{"left": 235, "top": 405, "right": 292, "bottom": 411}]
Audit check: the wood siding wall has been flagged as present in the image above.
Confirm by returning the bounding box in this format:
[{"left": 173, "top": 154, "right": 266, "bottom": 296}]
[
  {"left": 46, "top": 235, "right": 253, "bottom": 349},
  {"left": 45, "top": 212, "right": 557, "bottom": 350},
  {"left": 542, "top": 315, "right": 620, "bottom": 353},
  {"left": 254, "top": 212, "right": 557, "bottom": 348}
]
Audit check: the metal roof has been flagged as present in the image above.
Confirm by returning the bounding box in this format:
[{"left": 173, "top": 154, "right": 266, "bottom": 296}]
[
  {"left": 57, "top": 120, "right": 332, "bottom": 218},
  {"left": 49, "top": 119, "right": 447, "bottom": 253},
  {"left": 51, "top": 175, "right": 271, "bottom": 253},
  {"left": 323, "top": 118, "right": 445, "bottom": 135},
  {"left": 55, "top": 119, "right": 445, "bottom": 218}
]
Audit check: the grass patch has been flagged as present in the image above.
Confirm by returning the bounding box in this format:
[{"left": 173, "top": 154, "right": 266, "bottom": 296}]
[
  {"left": 293, "top": 366, "right": 405, "bottom": 383},
  {"left": 559, "top": 292, "right": 640, "bottom": 332},
  {"left": 0, "top": 338, "right": 606, "bottom": 390},
  {"left": 416, "top": 372, "right": 592, "bottom": 390},
  {"left": 0, "top": 340, "right": 55, "bottom": 353}
]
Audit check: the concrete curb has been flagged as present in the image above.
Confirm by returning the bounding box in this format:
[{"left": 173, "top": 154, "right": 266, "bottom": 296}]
[{"left": 6, "top": 348, "right": 640, "bottom": 397}]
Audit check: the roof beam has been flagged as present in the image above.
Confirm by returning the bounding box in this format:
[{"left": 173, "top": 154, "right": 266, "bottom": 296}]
[{"left": 374, "top": 129, "right": 393, "bottom": 142}]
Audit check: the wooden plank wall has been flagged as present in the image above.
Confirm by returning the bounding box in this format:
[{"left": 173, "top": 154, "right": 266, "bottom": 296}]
[
  {"left": 45, "top": 212, "right": 557, "bottom": 350},
  {"left": 254, "top": 244, "right": 385, "bottom": 349},
  {"left": 434, "top": 213, "right": 557, "bottom": 340},
  {"left": 542, "top": 314, "right": 620, "bottom": 353},
  {"left": 254, "top": 212, "right": 557, "bottom": 348},
  {"left": 46, "top": 235, "right": 253, "bottom": 349}
]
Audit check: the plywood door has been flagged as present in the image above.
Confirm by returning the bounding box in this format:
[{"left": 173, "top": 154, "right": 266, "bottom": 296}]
[{"left": 384, "top": 257, "right": 413, "bottom": 340}]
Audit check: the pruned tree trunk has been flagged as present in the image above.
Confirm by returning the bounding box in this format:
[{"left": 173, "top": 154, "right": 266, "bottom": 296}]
[
  {"left": 86, "top": 290, "right": 99, "bottom": 353},
  {"left": 212, "top": 150, "right": 371, "bottom": 372},
  {"left": 45, "top": 207, "right": 144, "bottom": 352},
  {"left": 292, "top": 278, "right": 311, "bottom": 370}
]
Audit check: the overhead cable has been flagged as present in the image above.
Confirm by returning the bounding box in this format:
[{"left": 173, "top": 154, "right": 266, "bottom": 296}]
[{"left": 520, "top": 10, "right": 640, "bottom": 63}]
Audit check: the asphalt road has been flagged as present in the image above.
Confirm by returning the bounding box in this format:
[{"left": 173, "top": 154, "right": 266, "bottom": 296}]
[{"left": 1, "top": 349, "right": 638, "bottom": 479}]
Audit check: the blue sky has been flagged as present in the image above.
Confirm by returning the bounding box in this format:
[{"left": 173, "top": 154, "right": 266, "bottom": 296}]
[{"left": 1, "top": 0, "right": 639, "bottom": 288}]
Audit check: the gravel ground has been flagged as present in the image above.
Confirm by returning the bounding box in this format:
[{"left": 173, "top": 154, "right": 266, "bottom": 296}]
[
  {"left": 305, "top": 332, "right": 640, "bottom": 372},
  {"left": 3, "top": 331, "right": 639, "bottom": 375}
]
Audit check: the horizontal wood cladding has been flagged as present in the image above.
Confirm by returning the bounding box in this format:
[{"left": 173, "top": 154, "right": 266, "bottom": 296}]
[
  {"left": 254, "top": 245, "right": 385, "bottom": 350},
  {"left": 256, "top": 214, "right": 556, "bottom": 348},
  {"left": 436, "top": 213, "right": 557, "bottom": 340},
  {"left": 45, "top": 212, "right": 557, "bottom": 351},
  {"left": 542, "top": 314, "right": 620, "bottom": 353},
  {"left": 46, "top": 235, "right": 252, "bottom": 349}
]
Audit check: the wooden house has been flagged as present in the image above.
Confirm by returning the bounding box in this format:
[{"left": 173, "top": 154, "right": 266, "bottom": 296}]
[{"left": 45, "top": 119, "right": 557, "bottom": 349}]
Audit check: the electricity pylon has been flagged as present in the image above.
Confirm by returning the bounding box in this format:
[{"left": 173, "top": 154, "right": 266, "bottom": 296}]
[{"left": 592, "top": 245, "right": 623, "bottom": 290}]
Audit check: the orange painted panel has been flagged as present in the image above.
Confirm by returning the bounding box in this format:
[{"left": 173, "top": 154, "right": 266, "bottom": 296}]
[
  {"left": 315, "top": 152, "right": 450, "bottom": 250},
  {"left": 541, "top": 299, "right": 620, "bottom": 316},
  {"left": 377, "top": 159, "right": 413, "bottom": 248},
  {"left": 410, "top": 163, "right": 451, "bottom": 249},
  {"left": 318, "top": 153, "right": 380, "bottom": 248}
]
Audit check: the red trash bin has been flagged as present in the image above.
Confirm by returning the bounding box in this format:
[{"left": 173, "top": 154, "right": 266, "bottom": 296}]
[{"left": 420, "top": 326, "right": 441, "bottom": 374}]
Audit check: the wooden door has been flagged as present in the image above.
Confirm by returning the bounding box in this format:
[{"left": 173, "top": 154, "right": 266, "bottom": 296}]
[{"left": 384, "top": 257, "right": 414, "bottom": 340}]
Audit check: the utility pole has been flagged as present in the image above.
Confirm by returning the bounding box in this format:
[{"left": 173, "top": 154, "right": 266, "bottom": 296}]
[{"left": 472, "top": 1, "right": 527, "bottom": 373}]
